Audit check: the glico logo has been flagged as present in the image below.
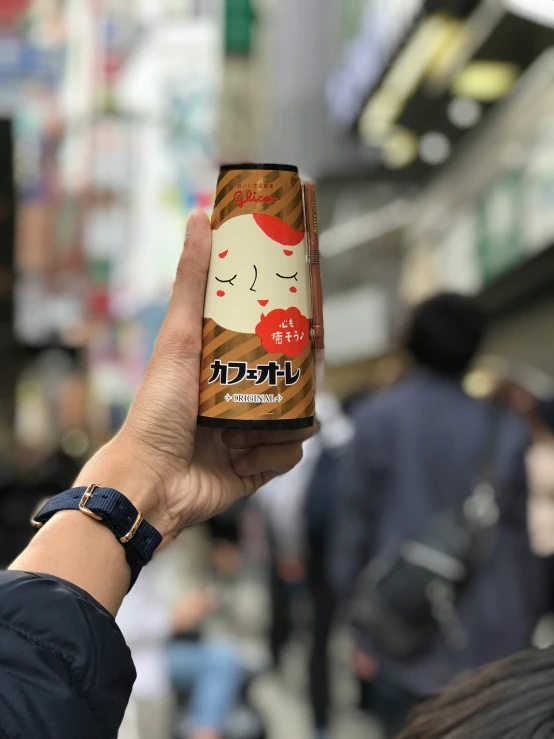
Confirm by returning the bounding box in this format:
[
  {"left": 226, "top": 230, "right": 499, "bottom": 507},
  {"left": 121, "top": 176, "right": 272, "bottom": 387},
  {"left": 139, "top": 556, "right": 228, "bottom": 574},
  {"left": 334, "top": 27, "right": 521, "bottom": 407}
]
[{"left": 234, "top": 190, "right": 278, "bottom": 208}]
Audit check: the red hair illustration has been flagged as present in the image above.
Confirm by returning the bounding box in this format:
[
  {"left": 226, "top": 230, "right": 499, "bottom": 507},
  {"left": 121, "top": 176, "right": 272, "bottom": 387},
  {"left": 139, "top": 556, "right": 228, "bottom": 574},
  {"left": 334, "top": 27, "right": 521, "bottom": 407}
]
[{"left": 253, "top": 213, "right": 305, "bottom": 247}]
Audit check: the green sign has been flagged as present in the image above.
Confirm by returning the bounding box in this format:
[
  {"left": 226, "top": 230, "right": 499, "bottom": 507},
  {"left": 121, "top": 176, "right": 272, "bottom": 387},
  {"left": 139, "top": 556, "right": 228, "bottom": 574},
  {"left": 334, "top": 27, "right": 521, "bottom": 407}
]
[
  {"left": 341, "top": 0, "right": 367, "bottom": 43},
  {"left": 225, "top": 0, "right": 256, "bottom": 55},
  {"left": 476, "top": 170, "right": 525, "bottom": 284}
]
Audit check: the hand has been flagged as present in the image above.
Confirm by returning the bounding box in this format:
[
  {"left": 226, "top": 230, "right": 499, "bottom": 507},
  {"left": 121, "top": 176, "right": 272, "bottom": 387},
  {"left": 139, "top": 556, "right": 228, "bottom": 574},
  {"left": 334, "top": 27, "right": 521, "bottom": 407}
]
[
  {"left": 76, "top": 211, "right": 317, "bottom": 536},
  {"left": 352, "top": 647, "right": 380, "bottom": 681},
  {"left": 277, "top": 556, "right": 306, "bottom": 584},
  {"left": 171, "top": 590, "right": 217, "bottom": 634}
]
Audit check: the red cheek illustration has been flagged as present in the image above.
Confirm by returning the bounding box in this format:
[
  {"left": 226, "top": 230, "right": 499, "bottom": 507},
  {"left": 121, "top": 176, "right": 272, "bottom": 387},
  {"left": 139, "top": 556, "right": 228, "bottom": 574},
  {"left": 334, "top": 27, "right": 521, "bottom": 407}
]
[
  {"left": 289, "top": 287, "right": 297, "bottom": 293},
  {"left": 217, "top": 290, "right": 225, "bottom": 298},
  {"left": 284, "top": 250, "right": 294, "bottom": 257},
  {"left": 219, "top": 251, "right": 228, "bottom": 259}
]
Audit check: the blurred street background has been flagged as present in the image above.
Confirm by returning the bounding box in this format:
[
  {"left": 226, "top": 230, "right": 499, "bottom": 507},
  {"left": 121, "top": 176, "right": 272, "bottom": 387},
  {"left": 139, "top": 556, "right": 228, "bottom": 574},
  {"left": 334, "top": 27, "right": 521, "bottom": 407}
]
[{"left": 3, "top": 1, "right": 554, "bottom": 738}]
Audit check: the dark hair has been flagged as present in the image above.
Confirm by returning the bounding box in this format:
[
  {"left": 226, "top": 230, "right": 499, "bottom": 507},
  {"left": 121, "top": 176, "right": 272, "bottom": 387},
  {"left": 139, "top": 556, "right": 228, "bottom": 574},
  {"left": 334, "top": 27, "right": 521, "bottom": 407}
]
[
  {"left": 397, "top": 648, "right": 554, "bottom": 739},
  {"left": 405, "top": 293, "right": 485, "bottom": 376}
]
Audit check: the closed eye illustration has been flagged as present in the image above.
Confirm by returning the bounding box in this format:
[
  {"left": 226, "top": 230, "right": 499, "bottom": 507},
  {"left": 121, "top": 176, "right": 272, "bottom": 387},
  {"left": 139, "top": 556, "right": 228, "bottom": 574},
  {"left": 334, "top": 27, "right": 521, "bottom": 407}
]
[
  {"left": 276, "top": 272, "right": 299, "bottom": 281},
  {"left": 216, "top": 275, "right": 237, "bottom": 286}
]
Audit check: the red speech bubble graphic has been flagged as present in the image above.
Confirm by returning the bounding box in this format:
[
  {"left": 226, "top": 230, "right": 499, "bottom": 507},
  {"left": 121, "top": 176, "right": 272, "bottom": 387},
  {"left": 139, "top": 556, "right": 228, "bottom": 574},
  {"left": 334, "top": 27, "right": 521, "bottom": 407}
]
[{"left": 256, "top": 307, "right": 310, "bottom": 358}]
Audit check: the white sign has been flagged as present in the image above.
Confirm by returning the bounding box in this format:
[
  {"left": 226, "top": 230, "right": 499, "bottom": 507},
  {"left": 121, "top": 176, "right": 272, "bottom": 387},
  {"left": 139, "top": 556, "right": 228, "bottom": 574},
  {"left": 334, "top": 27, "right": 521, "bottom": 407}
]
[
  {"left": 323, "top": 285, "right": 389, "bottom": 366},
  {"left": 114, "top": 19, "right": 221, "bottom": 315},
  {"left": 438, "top": 210, "right": 482, "bottom": 294}
]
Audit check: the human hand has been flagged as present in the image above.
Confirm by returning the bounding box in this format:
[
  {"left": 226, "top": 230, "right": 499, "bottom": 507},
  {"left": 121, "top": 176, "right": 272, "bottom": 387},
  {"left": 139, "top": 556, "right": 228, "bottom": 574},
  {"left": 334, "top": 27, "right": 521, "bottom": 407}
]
[
  {"left": 352, "top": 647, "right": 380, "bottom": 681},
  {"left": 277, "top": 556, "right": 306, "bottom": 584},
  {"left": 76, "top": 211, "right": 316, "bottom": 536},
  {"left": 171, "top": 590, "right": 217, "bottom": 634}
]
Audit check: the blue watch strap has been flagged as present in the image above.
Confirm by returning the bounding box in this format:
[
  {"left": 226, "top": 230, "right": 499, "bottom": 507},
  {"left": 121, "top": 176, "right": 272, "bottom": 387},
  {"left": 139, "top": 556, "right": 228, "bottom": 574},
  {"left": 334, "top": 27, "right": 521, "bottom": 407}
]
[{"left": 32, "top": 485, "right": 163, "bottom": 589}]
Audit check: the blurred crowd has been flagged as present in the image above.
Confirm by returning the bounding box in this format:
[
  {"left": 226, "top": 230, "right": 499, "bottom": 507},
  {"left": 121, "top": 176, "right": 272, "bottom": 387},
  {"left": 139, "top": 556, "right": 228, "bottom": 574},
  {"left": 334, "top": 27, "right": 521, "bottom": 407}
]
[
  {"left": 4, "top": 292, "right": 554, "bottom": 739},
  {"left": 4, "top": 1, "right": 554, "bottom": 738}
]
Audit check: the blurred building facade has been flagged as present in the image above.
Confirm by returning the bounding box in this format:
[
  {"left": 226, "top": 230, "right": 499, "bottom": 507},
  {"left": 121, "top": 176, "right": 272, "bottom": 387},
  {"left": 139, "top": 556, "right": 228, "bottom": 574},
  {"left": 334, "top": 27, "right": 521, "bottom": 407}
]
[{"left": 3, "top": 0, "right": 554, "bottom": 471}]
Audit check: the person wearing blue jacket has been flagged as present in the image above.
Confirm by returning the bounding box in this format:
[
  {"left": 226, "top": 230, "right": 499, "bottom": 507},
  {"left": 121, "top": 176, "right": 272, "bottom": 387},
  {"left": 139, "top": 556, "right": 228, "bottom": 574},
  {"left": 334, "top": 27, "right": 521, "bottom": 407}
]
[
  {"left": 331, "top": 293, "right": 552, "bottom": 737},
  {"left": 0, "top": 211, "right": 314, "bottom": 739}
]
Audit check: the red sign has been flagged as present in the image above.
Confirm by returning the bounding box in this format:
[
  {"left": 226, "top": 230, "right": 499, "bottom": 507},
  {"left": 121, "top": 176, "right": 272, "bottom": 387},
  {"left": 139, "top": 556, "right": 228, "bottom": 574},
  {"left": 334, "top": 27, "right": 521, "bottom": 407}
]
[{"left": 0, "top": 0, "right": 31, "bottom": 28}]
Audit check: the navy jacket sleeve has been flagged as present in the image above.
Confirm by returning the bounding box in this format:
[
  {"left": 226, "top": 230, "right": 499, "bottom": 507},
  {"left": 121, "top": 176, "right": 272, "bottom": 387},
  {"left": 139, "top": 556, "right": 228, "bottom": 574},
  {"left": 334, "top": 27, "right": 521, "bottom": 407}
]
[{"left": 0, "top": 571, "right": 135, "bottom": 739}]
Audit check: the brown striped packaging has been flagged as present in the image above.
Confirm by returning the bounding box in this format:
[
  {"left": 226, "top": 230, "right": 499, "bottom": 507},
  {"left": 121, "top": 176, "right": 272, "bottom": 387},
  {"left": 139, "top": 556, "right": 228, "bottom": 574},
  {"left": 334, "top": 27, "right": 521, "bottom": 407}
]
[{"left": 198, "top": 164, "right": 316, "bottom": 430}]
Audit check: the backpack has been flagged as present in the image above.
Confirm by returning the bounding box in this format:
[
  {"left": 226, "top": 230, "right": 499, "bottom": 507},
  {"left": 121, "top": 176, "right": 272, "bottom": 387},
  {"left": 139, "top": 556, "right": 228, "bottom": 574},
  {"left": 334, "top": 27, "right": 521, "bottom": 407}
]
[{"left": 351, "top": 406, "right": 502, "bottom": 658}]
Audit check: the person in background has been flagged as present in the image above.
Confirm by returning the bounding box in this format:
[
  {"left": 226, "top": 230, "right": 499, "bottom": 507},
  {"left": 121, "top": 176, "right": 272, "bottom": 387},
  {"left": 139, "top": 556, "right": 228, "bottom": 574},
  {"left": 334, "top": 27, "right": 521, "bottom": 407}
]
[
  {"left": 257, "top": 431, "right": 321, "bottom": 670},
  {"left": 397, "top": 647, "right": 554, "bottom": 739},
  {"left": 117, "top": 536, "right": 242, "bottom": 739},
  {"left": 526, "top": 398, "right": 554, "bottom": 558},
  {"left": 258, "top": 393, "right": 355, "bottom": 739},
  {"left": 331, "top": 292, "right": 550, "bottom": 737},
  {"left": 0, "top": 212, "right": 313, "bottom": 738},
  {"left": 304, "top": 394, "right": 355, "bottom": 739}
]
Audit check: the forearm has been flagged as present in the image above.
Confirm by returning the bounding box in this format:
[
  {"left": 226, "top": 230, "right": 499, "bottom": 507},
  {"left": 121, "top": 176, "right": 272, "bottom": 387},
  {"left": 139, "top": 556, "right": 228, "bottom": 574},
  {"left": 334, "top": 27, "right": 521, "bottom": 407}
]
[
  {"left": 10, "top": 511, "right": 130, "bottom": 617},
  {"left": 10, "top": 439, "right": 166, "bottom": 616}
]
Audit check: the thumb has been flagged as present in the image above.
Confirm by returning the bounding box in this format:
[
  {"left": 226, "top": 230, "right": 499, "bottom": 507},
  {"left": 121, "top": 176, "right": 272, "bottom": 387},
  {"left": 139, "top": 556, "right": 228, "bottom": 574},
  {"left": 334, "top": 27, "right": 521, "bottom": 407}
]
[
  {"left": 156, "top": 210, "right": 212, "bottom": 362},
  {"left": 121, "top": 210, "right": 212, "bottom": 462}
]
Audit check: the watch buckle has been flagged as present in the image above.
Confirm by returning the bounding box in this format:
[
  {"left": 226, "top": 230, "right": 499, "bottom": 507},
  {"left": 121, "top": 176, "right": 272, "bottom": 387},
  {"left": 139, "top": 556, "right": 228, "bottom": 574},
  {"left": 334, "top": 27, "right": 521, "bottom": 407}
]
[
  {"left": 79, "top": 484, "right": 103, "bottom": 522},
  {"left": 120, "top": 512, "right": 144, "bottom": 543}
]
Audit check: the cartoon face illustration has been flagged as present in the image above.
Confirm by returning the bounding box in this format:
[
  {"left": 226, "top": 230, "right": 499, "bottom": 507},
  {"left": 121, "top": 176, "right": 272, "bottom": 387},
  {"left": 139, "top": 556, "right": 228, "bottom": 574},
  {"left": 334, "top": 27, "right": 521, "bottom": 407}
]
[{"left": 205, "top": 213, "right": 311, "bottom": 335}]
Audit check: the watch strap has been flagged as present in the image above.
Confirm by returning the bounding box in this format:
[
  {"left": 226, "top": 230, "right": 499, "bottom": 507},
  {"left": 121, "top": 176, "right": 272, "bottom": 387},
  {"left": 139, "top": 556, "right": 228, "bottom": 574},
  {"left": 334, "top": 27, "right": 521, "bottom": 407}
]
[{"left": 32, "top": 485, "right": 162, "bottom": 589}]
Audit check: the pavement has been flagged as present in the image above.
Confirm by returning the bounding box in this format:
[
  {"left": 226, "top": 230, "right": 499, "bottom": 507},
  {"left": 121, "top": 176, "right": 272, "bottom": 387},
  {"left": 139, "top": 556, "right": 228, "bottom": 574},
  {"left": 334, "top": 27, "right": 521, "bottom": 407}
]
[
  {"left": 221, "top": 577, "right": 385, "bottom": 739},
  {"left": 252, "top": 666, "right": 384, "bottom": 739}
]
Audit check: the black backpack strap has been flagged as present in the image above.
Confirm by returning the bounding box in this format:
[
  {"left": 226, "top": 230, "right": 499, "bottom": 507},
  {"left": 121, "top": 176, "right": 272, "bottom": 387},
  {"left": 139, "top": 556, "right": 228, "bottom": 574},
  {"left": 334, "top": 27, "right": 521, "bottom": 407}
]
[{"left": 465, "top": 403, "right": 504, "bottom": 526}]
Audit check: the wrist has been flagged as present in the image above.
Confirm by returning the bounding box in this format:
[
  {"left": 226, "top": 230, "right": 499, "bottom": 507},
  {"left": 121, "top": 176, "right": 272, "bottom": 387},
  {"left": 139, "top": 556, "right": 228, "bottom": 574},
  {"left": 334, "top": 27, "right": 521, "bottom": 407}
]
[{"left": 75, "top": 438, "right": 170, "bottom": 535}]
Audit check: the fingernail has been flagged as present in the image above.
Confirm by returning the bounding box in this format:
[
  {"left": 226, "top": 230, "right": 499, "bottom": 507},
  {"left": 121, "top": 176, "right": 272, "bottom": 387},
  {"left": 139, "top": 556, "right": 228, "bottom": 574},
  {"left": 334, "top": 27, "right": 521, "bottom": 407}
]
[{"left": 185, "top": 210, "right": 205, "bottom": 237}]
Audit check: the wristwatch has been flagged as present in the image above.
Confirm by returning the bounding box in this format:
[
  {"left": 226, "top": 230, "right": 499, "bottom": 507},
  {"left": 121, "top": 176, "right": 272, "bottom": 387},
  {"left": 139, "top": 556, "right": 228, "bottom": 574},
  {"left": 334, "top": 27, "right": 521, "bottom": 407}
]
[{"left": 32, "top": 484, "right": 163, "bottom": 589}]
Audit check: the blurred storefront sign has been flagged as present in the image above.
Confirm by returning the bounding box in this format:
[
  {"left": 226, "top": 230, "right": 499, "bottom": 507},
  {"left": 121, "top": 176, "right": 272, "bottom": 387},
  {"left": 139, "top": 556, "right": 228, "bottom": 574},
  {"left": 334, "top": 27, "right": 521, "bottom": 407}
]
[
  {"left": 523, "top": 121, "right": 554, "bottom": 256},
  {"left": 16, "top": 200, "right": 52, "bottom": 271},
  {"left": 218, "top": 58, "right": 255, "bottom": 162},
  {"left": 0, "top": 35, "right": 65, "bottom": 87},
  {"left": 0, "top": 0, "right": 31, "bottom": 29},
  {"left": 115, "top": 18, "right": 220, "bottom": 314},
  {"left": 13, "top": 103, "right": 44, "bottom": 200},
  {"left": 505, "top": 0, "right": 554, "bottom": 27},
  {"left": 329, "top": 0, "right": 554, "bottom": 182},
  {"left": 327, "top": 0, "right": 424, "bottom": 131},
  {"left": 476, "top": 171, "right": 524, "bottom": 284},
  {"left": 438, "top": 208, "right": 482, "bottom": 294},
  {"left": 224, "top": 0, "right": 255, "bottom": 56},
  {"left": 15, "top": 275, "right": 85, "bottom": 345},
  {"left": 400, "top": 242, "right": 441, "bottom": 306},
  {"left": 324, "top": 285, "right": 389, "bottom": 366}
]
